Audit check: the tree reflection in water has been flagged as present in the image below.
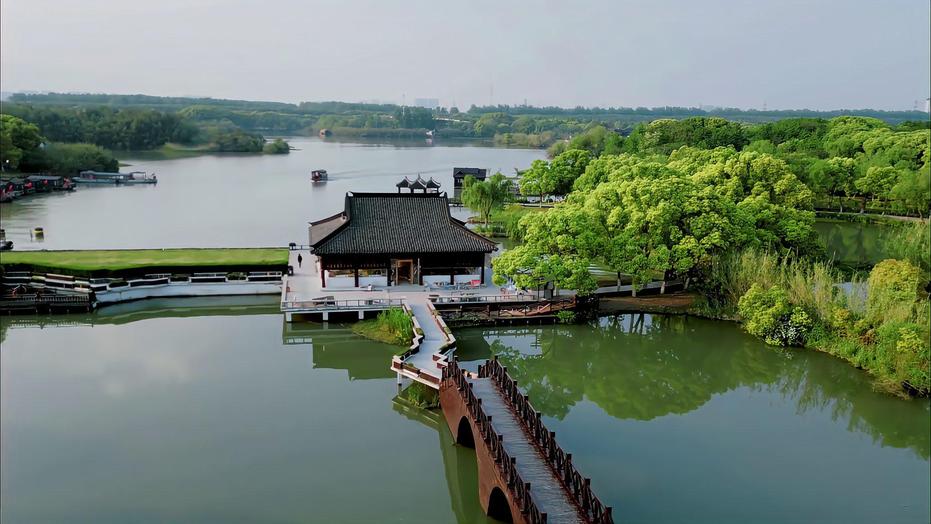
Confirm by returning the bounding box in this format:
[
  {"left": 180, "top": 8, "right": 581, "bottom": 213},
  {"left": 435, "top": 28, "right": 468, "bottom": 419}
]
[{"left": 455, "top": 314, "right": 930, "bottom": 460}]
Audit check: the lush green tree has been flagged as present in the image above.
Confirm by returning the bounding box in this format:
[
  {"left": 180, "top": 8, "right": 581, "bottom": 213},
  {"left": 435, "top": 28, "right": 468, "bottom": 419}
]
[
  {"left": 20, "top": 142, "right": 118, "bottom": 174},
  {"left": 808, "top": 157, "right": 857, "bottom": 205},
  {"left": 461, "top": 172, "right": 511, "bottom": 225},
  {"left": 262, "top": 138, "right": 290, "bottom": 154},
  {"left": 889, "top": 165, "right": 930, "bottom": 217},
  {"left": 393, "top": 106, "right": 435, "bottom": 129},
  {"left": 519, "top": 159, "right": 557, "bottom": 203},
  {"left": 473, "top": 112, "right": 513, "bottom": 137},
  {"left": 548, "top": 149, "right": 592, "bottom": 194},
  {"left": 634, "top": 117, "right": 749, "bottom": 154},
  {"left": 821, "top": 116, "right": 888, "bottom": 157},
  {"left": 1, "top": 114, "right": 42, "bottom": 170},
  {"left": 211, "top": 129, "right": 265, "bottom": 152},
  {"left": 854, "top": 166, "right": 899, "bottom": 202}
]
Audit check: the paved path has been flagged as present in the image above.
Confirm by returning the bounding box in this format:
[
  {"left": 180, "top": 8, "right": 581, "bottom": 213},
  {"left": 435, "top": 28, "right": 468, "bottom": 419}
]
[
  {"left": 405, "top": 300, "right": 447, "bottom": 379},
  {"left": 469, "top": 378, "right": 585, "bottom": 523}
]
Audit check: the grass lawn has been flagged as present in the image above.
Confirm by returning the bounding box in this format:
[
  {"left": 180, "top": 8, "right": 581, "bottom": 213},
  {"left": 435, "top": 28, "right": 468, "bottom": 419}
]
[{"left": 0, "top": 248, "right": 289, "bottom": 275}]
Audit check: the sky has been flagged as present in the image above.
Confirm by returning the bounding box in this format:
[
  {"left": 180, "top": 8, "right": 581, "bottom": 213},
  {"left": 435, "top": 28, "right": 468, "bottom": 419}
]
[{"left": 1, "top": 0, "right": 929, "bottom": 111}]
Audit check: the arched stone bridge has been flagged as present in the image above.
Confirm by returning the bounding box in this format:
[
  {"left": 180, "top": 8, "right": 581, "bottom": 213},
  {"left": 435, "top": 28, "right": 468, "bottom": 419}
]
[{"left": 439, "top": 358, "right": 614, "bottom": 524}]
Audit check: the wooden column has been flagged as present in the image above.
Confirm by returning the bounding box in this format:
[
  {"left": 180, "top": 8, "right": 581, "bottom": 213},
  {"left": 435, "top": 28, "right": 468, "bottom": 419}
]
[
  {"left": 450, "top": 270, "right": 455, "bottom": 285},
  {"left": 354, "top": 267, "right": 359, "bottom": 287},
  {"left": 320, "top": 264, "right": 326, "bottom": 288},
  {"left": 481, "top": 264, "right": 485, "bottom": 285},
  {"left": 387, "top": 261, "right": 392, "bottom": 287},
  {"left": 417, "top": 258, "right": 423, "bottom": 285}
]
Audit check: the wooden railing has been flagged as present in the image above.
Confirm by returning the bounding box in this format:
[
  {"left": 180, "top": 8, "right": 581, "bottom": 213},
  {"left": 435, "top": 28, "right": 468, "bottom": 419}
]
[
  {"left": 479, "top": 357, "right": 614, "bottom": 524},
  {"left": 443, "top": 359, "right": 548, "bottom": 524}
]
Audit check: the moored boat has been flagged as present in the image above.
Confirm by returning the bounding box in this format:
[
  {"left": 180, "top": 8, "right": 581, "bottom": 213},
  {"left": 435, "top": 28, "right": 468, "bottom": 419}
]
[{"left": 74, "top": 171, "right": 158, "bottom": 185}]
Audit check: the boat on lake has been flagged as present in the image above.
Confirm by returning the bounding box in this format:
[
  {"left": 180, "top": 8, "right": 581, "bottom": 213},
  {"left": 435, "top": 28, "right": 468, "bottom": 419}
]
[
  {"left": 311, "top": 169, "right": 328, "bottom": 183},
  {"left": 74, "top": 171, "right": 158, "bottom": 185}
]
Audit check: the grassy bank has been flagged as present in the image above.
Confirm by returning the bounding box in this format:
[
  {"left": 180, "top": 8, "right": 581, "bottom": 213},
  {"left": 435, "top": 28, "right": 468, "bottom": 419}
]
[
  {"left": 0, "top": 248, "right": 289, "bottom": 277},
  {"left": 695, "top": 240, "right": 929, "bottom": 396},
  {"left": 351, "top": 308, "right": 415, "bottom": 348}
]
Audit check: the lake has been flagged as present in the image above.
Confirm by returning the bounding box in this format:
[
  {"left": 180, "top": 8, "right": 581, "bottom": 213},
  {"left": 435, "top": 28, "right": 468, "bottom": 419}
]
[
  {"left": 1, "top": 140, "right": 928, "bottom": 523},
  {"left": 0, "top": 137, "right": 545, "bottom": 250},
  {"left": 2, "top": 304, "right": 928, "bottom": 523}
]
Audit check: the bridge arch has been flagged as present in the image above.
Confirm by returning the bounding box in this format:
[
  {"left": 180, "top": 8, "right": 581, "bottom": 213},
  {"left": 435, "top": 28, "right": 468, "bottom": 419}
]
[
  {"left": 487, "top": 487, "right": 513, "bottom": 523},
  {"left": 455, "top": 416, "right": 475, "bottom": 448}
]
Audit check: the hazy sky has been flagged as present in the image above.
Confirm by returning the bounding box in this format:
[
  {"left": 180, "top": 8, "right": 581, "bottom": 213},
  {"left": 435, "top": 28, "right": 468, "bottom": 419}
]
[{"left": 2, "top": 0, "right": 929, "bottom": 110}]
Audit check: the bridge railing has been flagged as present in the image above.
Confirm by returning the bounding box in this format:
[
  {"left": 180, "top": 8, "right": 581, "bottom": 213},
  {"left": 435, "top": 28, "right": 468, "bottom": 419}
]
[
  {"left": 480, "top": 357, "right": 614, "bottom": 524},
  {"left": 281, "top": 297, "right": 405, "bottom": 311},
  {"left": 443, "top": 359, "right": 547, "bottom": 524}
]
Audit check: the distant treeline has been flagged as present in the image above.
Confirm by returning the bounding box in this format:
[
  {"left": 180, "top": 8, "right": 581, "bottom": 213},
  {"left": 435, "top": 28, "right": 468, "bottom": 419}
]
[
  {"left": 5, "top": 92, "right": 928, "bottom": 153},
  {"left": 1, "top": 103, "right": 291, "bottom": 154}
]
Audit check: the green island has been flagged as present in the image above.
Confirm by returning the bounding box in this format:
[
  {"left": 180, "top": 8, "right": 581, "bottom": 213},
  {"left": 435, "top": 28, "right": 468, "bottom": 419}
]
[
  {"left": 0, "top": 248, "right": 289, "bottom": 277},
  {"left": 453, "top": 115, "right": 931, "bottom": 397},
  {"left": 351, "top": 307, "right": 416, "bottom": 350}
]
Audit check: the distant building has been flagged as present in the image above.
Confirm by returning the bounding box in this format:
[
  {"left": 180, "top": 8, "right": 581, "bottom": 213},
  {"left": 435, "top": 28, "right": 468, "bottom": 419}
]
[
  {"left": 396, "top": 175, "right": 441, "bottom": 193},
  {"left": 452, "top": 167, "right": 487, "bottom": 199},
  {"left": 414, "top": 98, "right": 439, "bottom": 109}
]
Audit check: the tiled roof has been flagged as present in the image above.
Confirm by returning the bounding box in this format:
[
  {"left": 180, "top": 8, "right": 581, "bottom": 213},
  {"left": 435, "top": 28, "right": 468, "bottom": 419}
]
[{"left": 311, "top": 192, "right": 496, "bottom": 255}]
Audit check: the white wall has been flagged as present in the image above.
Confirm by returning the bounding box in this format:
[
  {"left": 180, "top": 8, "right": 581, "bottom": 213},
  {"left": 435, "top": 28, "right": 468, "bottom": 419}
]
[
  {"left": 423, "top": 273, "right": 481, "bottom": 286},
  {"left": 324, "top": 272, "right": 387, "bottom": 288},
  {"left": 423, "top": 275, "right": 450, "bottom": 286},
  {"left": 454, "top": 274, "right": 481, "bottom": 284},
  {"left": 325, "top": 274, "right": 356, "bottom": 288},
  {"left": 97, "top": 281, "right": 281, "bottom": 304}
]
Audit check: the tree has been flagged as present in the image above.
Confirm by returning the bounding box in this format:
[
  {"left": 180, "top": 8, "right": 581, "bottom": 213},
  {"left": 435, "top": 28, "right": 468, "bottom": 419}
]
[
  {"left": 855, "top": 166, "right": 899, "bottom": 204},
  {"left": 548, "top": 149, "right": 592, "bottom": 194},
  {"left": 461, "top": 172, "right": 511, "bottom": 225},
  {"left": 262, "top": 138, "right": 290, "bottom": 154},
  {"left": 519, "top": 159, "right": 557, "bottom": 204},
  {"left": 20, "top": 142, "right": 118, "bottom": 174},
  {"left": 1, "top": 114, "right": 42, "bottom": 170}
]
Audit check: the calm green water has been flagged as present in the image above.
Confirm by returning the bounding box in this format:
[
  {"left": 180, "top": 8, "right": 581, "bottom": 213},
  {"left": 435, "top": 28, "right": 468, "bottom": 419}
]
[
  {"left": 815, "top": 220, "right": 890, "bottom": 266},
  {"left": 3, "top": 304, "right": 928, "bottom": 523},
  {"left": 0, "top": 297, "right": 493, "bottom": 524},
  {"left": 0, "top": 137, "right": 544, "bottom": 250},
  {"left": 455, "top": 316, "right": 931, "bottom": 524}
]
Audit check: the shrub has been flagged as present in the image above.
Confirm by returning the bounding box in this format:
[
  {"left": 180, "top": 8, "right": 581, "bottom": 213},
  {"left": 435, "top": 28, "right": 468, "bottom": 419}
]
[
  {"left": 738, "top": 283, "right": 813, "bottom": 346},
  {"left": 379, "top": 308, "right": 413, "bottom": 339},
  {"left": 555, "top": 310, "right": 576, "bottom": 324},
  {"left": 866, "top": 259, "right": 924, "bottom": 324},
  {"left": 398, "top": 382, "right": 439, "bottom": 409}
]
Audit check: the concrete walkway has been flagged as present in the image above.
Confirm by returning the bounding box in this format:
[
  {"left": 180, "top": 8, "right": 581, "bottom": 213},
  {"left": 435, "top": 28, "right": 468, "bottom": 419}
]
[{"left": 405, "top": 300, "right": 448, "bottom": 379}]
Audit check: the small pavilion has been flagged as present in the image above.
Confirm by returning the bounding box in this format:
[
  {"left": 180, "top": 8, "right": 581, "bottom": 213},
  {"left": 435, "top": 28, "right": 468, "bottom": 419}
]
[
  {"left": 396, "top": 174, "right": 442, "bottom": 193},
  {"left": 309, "top": 192, "right": 496, "bottom": 288}
]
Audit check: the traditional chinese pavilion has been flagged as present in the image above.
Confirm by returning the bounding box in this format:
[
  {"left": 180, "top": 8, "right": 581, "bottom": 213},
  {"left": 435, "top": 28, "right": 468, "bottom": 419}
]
[{"left": 309, "top": 192, "right": 496, "bottom": 288}]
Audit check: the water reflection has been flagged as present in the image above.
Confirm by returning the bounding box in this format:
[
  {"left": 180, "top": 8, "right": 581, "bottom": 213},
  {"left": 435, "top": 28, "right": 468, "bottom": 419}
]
[
  {"left": 392, "top": 401, "right": 495, "bottom": 524},
  {"left": 456, "top": 314, "right": 931, "bottom": 460},
  {"left": 815, "top": 220, "right": 889, "bottom": 266},
  {"left": 0, "top": 307, "right": 479, "bottom": 523}
]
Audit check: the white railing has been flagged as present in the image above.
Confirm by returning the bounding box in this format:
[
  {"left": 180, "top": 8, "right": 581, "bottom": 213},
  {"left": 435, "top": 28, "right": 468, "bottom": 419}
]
[{"left": 280, "top": 297, "right": 405, "bottom": 312}]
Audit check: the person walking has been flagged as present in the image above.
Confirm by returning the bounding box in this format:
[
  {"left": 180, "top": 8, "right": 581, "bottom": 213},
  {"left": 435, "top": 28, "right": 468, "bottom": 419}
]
[{"left": 297, "top": 253, "right": 303, "bottom": 268}]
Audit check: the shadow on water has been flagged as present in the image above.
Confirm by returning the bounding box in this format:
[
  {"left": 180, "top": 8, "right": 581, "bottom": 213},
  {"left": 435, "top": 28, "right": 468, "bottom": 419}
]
[
  {"left": 392, "top": 400, "right": 498, "bottom": 524},
  {"left": 455, "top": 313, "right": 931, "bottom": 460}
]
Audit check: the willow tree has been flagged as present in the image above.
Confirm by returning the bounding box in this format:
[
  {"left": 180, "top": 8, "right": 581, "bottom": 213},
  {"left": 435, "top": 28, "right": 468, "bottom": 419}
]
[{"left": 461, "top": 172, "right": 511, "bottom": 226}]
